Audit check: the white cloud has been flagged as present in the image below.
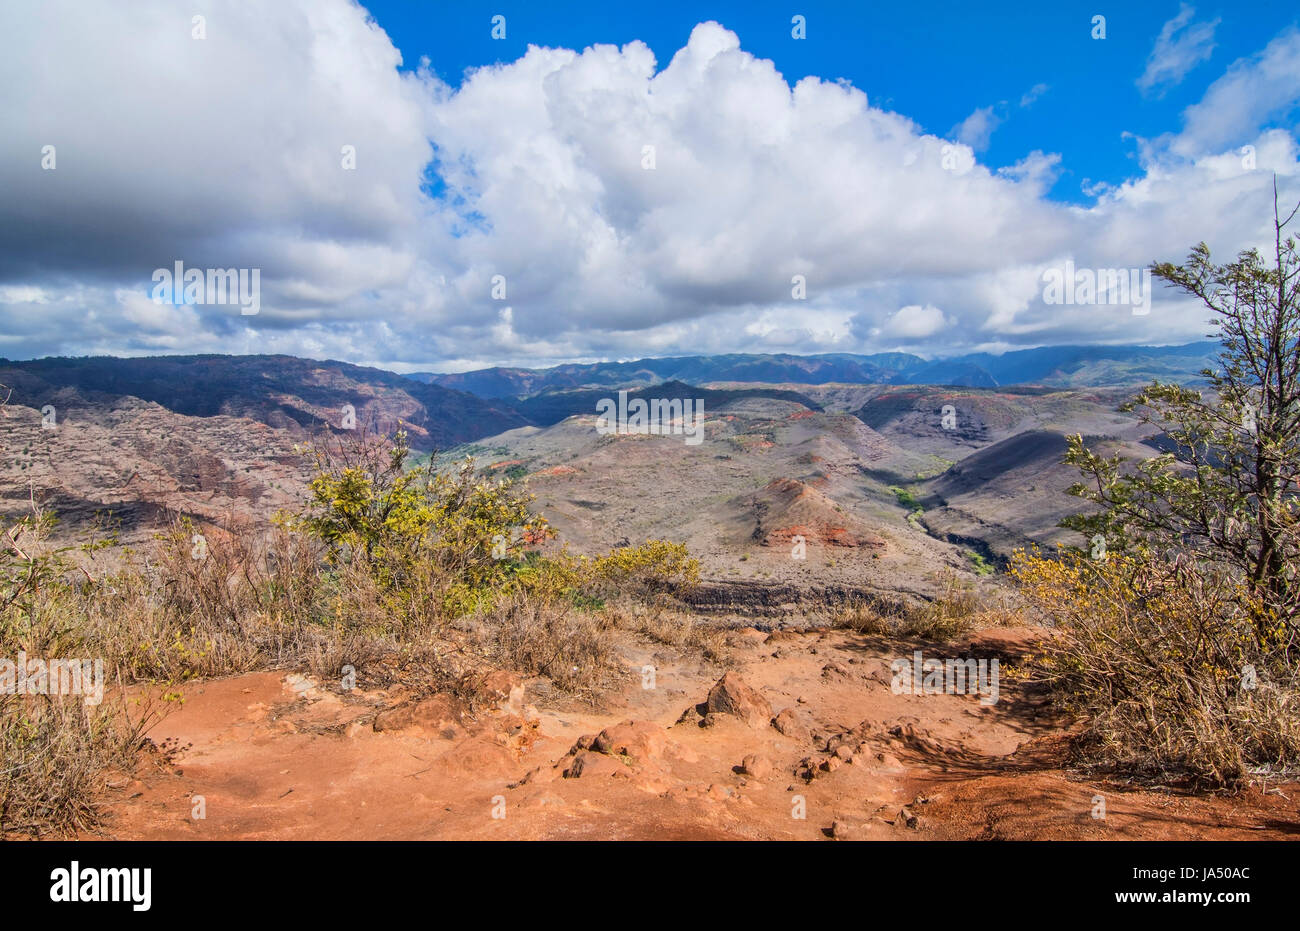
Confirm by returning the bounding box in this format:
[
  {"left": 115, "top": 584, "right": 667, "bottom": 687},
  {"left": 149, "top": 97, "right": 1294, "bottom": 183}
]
[
  {"left": 1138, "top": 4, "right": 1220, "bottom": 96},
  {"left": 1168, "top": 27, "right": 1300, "bottom": 158},
  {"left": 0, "top": 6, "right": 1296, "bottom": 370},
  {"left": 0, "top": 285, "right": 49, "bottom": 304},
  {"left": 999, "top": 151, "right": 1063, "bottom": 195},
  {"left": 951, "top": 105, "right": 1004, "bottom": 152},
  {"left": 0, "top": 0, "right": 434, "bottom": 315},
  {"left": 883, "top": 304, "right": 950, "bottom": 340},
  {"left": 1019, "top": 83, "right": 1049, "bottom": 108}
]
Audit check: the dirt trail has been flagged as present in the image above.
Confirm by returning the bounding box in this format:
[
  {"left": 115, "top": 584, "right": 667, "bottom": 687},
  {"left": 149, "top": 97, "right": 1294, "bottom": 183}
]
[{"left": 96, "top": 626, "right": 1300, "bottom": 840}]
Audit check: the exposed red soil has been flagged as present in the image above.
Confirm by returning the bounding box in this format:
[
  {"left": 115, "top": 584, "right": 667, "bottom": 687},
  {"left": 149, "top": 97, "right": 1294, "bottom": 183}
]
[
  {"left": 90, "top": 627, "right": 1300, "bottom": 841},
  {"left": 752, "top": 478, "right": 887, "bottom": 550}
]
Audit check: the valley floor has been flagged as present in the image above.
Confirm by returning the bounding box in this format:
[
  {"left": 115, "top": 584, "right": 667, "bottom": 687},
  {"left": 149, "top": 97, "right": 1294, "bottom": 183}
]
[{"left": 90, "top": 625, "right": 1300, "bottom": 841}]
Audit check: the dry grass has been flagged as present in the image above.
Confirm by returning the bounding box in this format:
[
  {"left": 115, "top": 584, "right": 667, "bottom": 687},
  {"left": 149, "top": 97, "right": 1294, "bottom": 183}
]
[
  {"left": 1014, "top": 549, "right": 1300, "bottom": 789},
  {"left": 832, "top": 574, "right": 1010, "bottom": 641},
  {"left": 0, "top": 691, "right": 161, "bottom": 838},
  {"left": 0, "top": 498, "right": 721, "bottom": 834},
  {"left": 603, "top": 599, "right": 730, "bottom": 662},
  {"left": 469, "top": 592, "right": 614, "bottom": 693}
]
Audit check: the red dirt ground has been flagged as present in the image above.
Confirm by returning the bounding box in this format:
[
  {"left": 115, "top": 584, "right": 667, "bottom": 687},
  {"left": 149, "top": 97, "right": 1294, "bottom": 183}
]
[{"left": 91, "top": 627, "right": 1300, "bottom": 841}]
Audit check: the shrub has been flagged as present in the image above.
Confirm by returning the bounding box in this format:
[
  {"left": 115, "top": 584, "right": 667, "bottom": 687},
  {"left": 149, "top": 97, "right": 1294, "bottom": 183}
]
[
  {"left": 1012, "top": 547, "right": 1300, "bottom": 787},
  {"left": 586, "top": 540, "right": 699, "bottom": 599},
  {"left": 289, "top": 426, "right": 552, "bottom": 622},
  {"left": 0, "top": 423, "right": 710, "bottom": 833}
]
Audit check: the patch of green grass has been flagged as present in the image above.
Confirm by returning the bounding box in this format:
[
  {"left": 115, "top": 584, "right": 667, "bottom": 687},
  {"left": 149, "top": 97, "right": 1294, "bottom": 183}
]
[
  {"left": 913, "top": 457, "right": 955, "bottom": 481},
  {"left": 889, "top": 485, "right": 924, "bottom": 519},
  {"left": 965, "top": 550, "right": 994, "bottom": 576},
  {"left": 889, "top": 485, "right": 921, "bottom": 510}
]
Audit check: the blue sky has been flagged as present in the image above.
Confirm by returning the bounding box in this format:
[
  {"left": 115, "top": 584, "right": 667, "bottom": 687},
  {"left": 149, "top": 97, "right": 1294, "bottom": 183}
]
[
  {"left": 1, "top": 1, "right": 1298, "bottom": 369},
  {"left": 366, "top": 0, "right": 1299, "bottom": 205}
]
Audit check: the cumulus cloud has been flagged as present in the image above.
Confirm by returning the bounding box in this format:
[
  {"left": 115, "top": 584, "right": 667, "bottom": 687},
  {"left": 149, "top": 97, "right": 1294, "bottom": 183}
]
[
  {"left": 884, "top": 305, "right": 950, "bottom": 340},
  {"left": 0, "top": 3, "right": 1297, "bottom": 370},
  {"left": 0, "top": 0, "right": 434, "bottom": 339},
  {"left": 1138, "top": 4, "right": 1220, "bottom": 96}
]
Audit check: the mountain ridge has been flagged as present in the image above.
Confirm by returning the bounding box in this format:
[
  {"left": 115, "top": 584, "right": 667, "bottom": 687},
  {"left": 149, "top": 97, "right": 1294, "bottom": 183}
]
[{"left": 407, "top": 342, "right": 1218, "bottom": 397}]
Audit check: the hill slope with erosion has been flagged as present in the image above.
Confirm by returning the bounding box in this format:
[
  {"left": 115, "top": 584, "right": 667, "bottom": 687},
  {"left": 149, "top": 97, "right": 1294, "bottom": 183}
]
[
  {"left": 0, "top": 355, "right": 525, "bottom": 543},
  {"left": 440, "top": 394, "right": 955, "bottom": 606},
  {"left": 439, "top": 384, "right": 1151, "bottom": 605},
  {"left": 1, "top": 355, "right": 524, "bottom": 451},
  {"left": 1, "top": 355, "right": 1157, "bottom": 585}
]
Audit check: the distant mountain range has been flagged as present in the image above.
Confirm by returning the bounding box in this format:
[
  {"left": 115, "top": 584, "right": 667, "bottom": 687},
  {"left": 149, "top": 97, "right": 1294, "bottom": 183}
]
[
  {"left": 0, "top": 349, "right": 1187, "bottom": 554},
  {"left": 0, "top": 342, "right": 1217, "bottom": 461},
  {"left": 409, "top": 342, "right": 1218, "bottom": 398}
]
